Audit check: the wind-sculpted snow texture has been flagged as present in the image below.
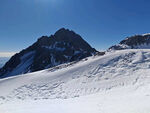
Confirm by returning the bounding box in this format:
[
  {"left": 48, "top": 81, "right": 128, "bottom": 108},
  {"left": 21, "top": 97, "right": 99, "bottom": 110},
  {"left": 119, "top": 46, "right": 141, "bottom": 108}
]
[{"left": 0, "top": 49, "right": 150, "bottom": 113}]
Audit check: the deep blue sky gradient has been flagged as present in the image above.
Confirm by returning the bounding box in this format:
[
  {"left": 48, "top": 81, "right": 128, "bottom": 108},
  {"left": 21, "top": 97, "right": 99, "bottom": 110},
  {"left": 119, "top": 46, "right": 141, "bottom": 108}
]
[{"left": 1, "top": 0, "right": 150, "bottom": 52}]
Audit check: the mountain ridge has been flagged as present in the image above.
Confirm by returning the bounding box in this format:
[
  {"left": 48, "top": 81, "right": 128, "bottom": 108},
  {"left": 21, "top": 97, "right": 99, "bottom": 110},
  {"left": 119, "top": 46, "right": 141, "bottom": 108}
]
[
  {"left": 109, "top": 33, "right": 150, "bottom": 51},
  {"left": 0, "top": 28, "right": 97, "bottom": 78}
]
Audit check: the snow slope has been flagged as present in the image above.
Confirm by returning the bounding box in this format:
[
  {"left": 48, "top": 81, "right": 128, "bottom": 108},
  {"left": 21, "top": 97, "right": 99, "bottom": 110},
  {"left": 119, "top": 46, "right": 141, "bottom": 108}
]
[{"left": 0, "top": 49, "right": 150, "bottom": 113}]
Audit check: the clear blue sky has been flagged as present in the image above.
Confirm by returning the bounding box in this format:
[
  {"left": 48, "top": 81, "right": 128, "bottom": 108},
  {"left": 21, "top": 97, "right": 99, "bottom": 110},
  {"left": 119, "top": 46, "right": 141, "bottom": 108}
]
[{"left": 1, "top": 0, "right": 150, "bottom": 54}]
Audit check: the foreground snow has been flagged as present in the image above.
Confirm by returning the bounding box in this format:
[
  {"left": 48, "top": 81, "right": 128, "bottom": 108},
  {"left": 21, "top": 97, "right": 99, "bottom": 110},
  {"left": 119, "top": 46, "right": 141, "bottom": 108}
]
[
  {"left": 1, "top": 85, "right": 150, "bottom": 113},
  {"left": 0, "top": 49, "right": 150, "bottom": 113}
]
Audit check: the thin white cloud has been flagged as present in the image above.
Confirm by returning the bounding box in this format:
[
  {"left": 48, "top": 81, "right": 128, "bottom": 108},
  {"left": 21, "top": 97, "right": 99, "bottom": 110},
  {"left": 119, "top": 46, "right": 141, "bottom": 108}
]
[{"left": 0, "top": 52, "right": 16, "bottom": 57}]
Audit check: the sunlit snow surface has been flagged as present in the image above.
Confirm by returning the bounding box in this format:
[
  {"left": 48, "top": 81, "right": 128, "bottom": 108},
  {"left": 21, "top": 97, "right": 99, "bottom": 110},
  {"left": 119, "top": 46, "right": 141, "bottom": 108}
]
[{"left": 0, "top": 49, "right": 150, "bottom": 113}]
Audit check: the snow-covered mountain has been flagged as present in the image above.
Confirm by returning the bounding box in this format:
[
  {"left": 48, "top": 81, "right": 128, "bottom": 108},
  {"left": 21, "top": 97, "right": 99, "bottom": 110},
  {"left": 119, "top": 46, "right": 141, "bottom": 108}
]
[
  {"left": 0, "top": 28, "right": 97, "bottom": 78},
  {"left": 109, "top": 33, "right": 150, "bottom": 51},
  {"left": 0, "top": 49, "right": 150, "bottom": 113}
]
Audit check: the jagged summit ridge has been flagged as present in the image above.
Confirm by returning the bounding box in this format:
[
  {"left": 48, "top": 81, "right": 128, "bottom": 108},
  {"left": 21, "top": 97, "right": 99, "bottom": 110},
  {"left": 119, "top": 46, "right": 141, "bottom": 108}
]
[
  {"left": 109, "top": 33, "right": 150, "bottom": 50},
  {"left": 0, "top": 28, "right": 97, "bottom": 78},
  {"left": 34, "top": 28, "right": 96, "bottom": 52}
]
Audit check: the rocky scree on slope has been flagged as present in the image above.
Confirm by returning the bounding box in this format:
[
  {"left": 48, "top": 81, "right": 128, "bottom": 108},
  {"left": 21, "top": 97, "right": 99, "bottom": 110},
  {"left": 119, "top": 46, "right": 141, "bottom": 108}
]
[{"left": 0, "top": 28, "right": 97, "bottom": 78}]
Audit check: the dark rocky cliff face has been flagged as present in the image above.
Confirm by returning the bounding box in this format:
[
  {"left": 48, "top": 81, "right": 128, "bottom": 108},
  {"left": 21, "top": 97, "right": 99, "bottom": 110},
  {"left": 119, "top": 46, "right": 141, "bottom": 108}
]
[
  {"left": 109, "top": 34, "right": 150, "bottom": 51},
  {"left": 0, "top": 28, "right": 97, "bottom": 78}
]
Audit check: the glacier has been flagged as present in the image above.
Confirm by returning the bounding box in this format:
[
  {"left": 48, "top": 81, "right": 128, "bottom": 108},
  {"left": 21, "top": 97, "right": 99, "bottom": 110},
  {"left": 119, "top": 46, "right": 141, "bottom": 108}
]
[{"left": 0, "top": 49, "right": 150, "bottom": 113}]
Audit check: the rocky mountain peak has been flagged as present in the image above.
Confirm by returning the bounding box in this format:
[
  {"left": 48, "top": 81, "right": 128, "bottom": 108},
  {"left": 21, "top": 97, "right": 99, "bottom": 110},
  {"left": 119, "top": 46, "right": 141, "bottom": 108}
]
[
  {"left": 0, "top": 28, "right": 97, "bottom": 78},
  {"left": 54, "top": 28, "right": 82, "bottom": 42},
  {"left": 36, "top": 36, "right": 50, "bottom": 46},
  {"left": 108, "top": 33, "right": 150, "bottom": 51},
  {"left": 54, "top": 28, "right": 70, "bottom": 36}
]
